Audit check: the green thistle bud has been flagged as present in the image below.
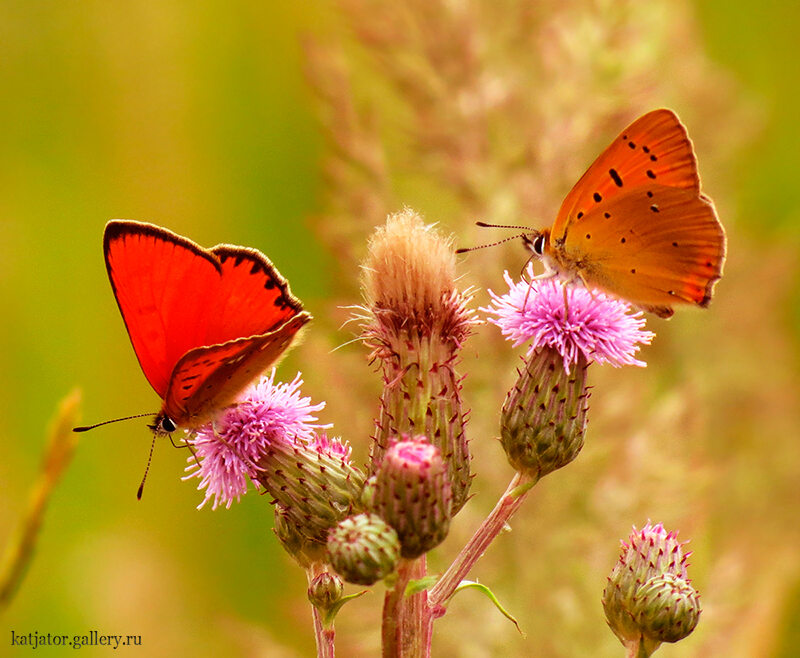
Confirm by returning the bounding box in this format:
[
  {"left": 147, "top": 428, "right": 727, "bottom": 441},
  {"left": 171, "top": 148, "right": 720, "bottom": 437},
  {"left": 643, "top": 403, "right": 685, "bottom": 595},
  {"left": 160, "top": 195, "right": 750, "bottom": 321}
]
[
  {"left": 273, "top": 505, "right": 327, "bottom": 568},
  {"left": 373, "top": 436, "right": 452, "bottom": 559},
  {"left": 256, "top": 434, "right": 365, "bottom": 545},
  {"left": 500, "top": 347, "right": 589, "bottom": 480},
  {"left": 327, "top": 513, "right": 401, "bottom": 586},
  {"left": 603, "top": 523, "right": 698, "bottom": 655},
  {"left": 307, "top": 571, "right": 345, "bottom": 611},
  {"left": 633, "top": 572, "right": 701, "bottom": 644},
  {"left": 361, "top": 210, "right": 473, "bottom": 513}
]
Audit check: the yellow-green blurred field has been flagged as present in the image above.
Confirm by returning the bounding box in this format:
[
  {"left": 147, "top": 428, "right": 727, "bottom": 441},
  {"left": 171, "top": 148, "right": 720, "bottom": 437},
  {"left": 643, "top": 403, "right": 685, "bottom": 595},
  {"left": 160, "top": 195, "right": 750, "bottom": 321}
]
[{"left": 1, "top": 2, "right": 798, "bottom": 656}]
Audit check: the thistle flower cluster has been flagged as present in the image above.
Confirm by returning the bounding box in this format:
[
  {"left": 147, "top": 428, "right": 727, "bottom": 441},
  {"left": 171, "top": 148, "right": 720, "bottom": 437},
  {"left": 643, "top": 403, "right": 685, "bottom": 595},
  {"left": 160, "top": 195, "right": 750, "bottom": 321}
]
[
  {"left": 177, "top": 212, "right": 704, "bottom": 656},
  {"left": 603, "top": 523, "right": 701, "bottom": 656}
]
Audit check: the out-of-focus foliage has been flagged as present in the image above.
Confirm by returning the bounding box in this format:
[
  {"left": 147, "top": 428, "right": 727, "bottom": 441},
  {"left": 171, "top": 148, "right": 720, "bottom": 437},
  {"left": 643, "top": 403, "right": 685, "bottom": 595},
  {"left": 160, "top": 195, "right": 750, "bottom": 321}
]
[{"left": 1, "top": 1, "right": 797, "bottom": 656}]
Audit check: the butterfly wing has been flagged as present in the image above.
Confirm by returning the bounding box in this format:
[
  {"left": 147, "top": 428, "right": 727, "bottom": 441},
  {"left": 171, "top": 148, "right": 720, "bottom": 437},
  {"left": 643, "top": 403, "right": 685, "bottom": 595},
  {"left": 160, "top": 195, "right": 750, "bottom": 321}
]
[
  {"left": 559, "top": 185, "right": 726, "bottom": 317},
  {"left": 104, "top": 220, "right": 223, "bottom": 398},
  {"left": 552, "top": 109, "right": 700, "bottom": 242},
  {"left": 201, "top": 245, "right": 305, "bottom": 344},
  {"left": 163, "top": 312, "right": 311, "bottom": 427}
]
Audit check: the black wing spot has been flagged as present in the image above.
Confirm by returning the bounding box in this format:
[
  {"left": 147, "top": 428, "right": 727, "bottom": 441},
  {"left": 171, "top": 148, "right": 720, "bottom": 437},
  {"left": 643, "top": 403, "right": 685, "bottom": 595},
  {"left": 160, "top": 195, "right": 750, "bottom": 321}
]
[
  {"left": 630, "top": 268, "right": 636, "bottom": 274},
  {"left": 642, "top": 146, "right": 650, "bottom": 153},
  {"left": 585, "top": 233, "right": 591, "bottom": 240},
  {"left": 234, "top": 254, "right": 246, "bottom": 266},
  {"left": 668, "top": 290, "right": 676, "bottom": 296},
  {"left": 264, "top": 278, "right": 276, "bottom": 290},
  {"left": 604, "top": 212, "right": 611, "bottom": 219},
  {"left": 672, "top": 242, "right": 679, "bottom": 247},
  {"left": 620, "top": 237, "right": 627, "bottom": 244},
  {"left": 650, "top": 154, "right": 658, "bottom": 162},
  {"left": 593, "top": 192, "right": 602, "bottom": 203},
  {"left": 609, "top": 168, "right": 623, "bottom": 187},
  {"left": 622, "top": 134, "right": 628, "bottom": 140},
  {"left": 274, "top": 296, "right": 287, "bottom": 309},
  {"left": 647, "top": 190, "right": 654, "bottom": 198},
  {"left": 706, "top": 261, "right": 713, "bottom": 267},
  {"left": 650, "top": 205, "right": 659, "bottom": 213},
  {"left": 577, "top": 211, "right": 584, "bottom": 219},
  {"left": 627, "top": 141, "right": 636, "bottom": 149},
  {"left": 250, "top": 261, "right": 264, "bottom": 275},
  {"left": 646, "top": 170, "right": 656, "bottom": 179},
  {"left": 218, "top": 253, "right": 229, "bottom": 263},
  {"left": 182, "top": 384, "right": 193, "bottom": 391}
]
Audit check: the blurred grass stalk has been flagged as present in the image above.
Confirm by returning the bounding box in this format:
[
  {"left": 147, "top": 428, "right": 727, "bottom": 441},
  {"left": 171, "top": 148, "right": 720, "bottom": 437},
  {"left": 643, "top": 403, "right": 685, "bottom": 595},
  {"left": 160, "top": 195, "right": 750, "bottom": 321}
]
[{"left": 0, "top": 390, "right": 80, "bottom": 613}]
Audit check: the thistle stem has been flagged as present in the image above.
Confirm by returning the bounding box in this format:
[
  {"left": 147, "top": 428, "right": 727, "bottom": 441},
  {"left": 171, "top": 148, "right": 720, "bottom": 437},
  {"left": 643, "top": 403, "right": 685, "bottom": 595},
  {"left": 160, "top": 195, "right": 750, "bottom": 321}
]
[
  {"left": 307, "top": 566, "right": 336, "bottom": 658},
  {"left": 428, "top": 471, "right": 536, "bottom": 609},
  {"left": 381, "top": 558, "right": 415, "bottom": 657}
]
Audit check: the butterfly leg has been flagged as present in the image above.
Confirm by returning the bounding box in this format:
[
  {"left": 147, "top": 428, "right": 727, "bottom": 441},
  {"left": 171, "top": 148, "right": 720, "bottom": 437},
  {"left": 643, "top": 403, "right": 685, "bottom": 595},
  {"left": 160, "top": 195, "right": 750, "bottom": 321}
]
[{"left": 522, "top": 268, "right": 559, "bottom": 309}]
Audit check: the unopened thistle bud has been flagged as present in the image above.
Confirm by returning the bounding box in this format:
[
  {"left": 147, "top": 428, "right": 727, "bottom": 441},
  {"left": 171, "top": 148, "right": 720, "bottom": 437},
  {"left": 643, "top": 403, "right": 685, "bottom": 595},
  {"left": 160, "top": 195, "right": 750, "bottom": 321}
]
[
  {"left": 361, "top": 209, "right": 473, "bottom": 512},
  {"left": 373, "top": 436, "right": 452, "bottom": 559},
  {"left": 603, "top": 523, "right": 700, "bottom": 656},
  {"left": 633, "top": 572, "right": 701, "bottom": 644},
  {"left": 307, "top": 571, "right": 345, "bottom": 611},
  {"left": 484, "top": 272, "right": 653, "bottom": 480},
  {"left": 501, "top": 347, "right": 589, "bottom": 480},
  {"left": 327, "top": 513, "right": 401, "bottom": 586},
  {"left": 256, "top": 434, "right": 365, "bottom": 545}
]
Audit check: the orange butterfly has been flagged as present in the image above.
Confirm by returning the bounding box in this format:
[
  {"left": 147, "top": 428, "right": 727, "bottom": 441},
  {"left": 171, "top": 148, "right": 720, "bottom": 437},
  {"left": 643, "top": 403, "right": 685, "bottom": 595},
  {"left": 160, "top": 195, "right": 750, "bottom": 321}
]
[{"left": 475, "top": 109, "right": 727, "bottom": 318}]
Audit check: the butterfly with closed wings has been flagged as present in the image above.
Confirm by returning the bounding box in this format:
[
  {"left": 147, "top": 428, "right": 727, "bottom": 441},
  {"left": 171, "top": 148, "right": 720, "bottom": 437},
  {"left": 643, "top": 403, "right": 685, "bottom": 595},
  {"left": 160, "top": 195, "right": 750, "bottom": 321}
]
[{"left": 462, "top": 109, "right": 726, "bottom": 318}]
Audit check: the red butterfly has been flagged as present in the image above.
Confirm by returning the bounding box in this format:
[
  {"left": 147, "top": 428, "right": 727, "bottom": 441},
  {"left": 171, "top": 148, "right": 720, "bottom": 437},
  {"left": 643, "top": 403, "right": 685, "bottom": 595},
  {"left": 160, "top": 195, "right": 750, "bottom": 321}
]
[{"left": 83, "top": 220, "right": 311, "bottom": 434}]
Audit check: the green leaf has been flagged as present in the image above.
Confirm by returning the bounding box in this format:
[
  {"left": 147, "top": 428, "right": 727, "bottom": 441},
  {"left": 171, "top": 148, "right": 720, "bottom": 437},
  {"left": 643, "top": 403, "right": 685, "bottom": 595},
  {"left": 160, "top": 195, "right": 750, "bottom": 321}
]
[
  {"left": 453, "top": 581, "right": 524, "bottom": 636},
  {"left": 405, "top": 575, "right": 439, "bottom": 596},
  {"left": 321, "top": 590, "right": 369, "bottom": 628}
]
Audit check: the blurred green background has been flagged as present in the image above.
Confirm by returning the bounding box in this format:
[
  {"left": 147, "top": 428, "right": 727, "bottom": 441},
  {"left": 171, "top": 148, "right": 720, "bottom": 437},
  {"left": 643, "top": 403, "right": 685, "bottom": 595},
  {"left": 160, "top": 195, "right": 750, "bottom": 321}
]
[{"left": 1, "top": 1, "right": 798, "bottom": 656}]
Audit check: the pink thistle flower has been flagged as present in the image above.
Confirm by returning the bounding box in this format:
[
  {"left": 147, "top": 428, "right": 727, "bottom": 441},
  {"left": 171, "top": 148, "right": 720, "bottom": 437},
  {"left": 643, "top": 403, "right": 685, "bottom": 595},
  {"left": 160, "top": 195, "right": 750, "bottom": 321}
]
[
  {"left": 483, "top": 267, "right": 654, "bottom": 371},
  {"left": 184, "top": 371, "right": 328, "bottom": 510}
]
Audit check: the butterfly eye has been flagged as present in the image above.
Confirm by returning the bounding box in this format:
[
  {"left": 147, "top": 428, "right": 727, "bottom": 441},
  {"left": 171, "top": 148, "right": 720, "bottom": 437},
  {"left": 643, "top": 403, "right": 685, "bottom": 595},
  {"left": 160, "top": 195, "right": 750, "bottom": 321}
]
[
  {"left": 160, "top": 416, "right": 177, "bottom": 433},
  {"left": 531, "top": 234, "right": 546, "bottom": 256}
]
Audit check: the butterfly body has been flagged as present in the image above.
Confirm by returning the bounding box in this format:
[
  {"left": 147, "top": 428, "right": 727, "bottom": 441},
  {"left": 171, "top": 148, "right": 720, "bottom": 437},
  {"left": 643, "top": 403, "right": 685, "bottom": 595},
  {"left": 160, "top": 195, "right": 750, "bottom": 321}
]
[
  {"left": 524, "top": 109, "right": 726, "bottom": 318},
  {"left": 103, "top": 220, "right": 311, "bottom": 431}
]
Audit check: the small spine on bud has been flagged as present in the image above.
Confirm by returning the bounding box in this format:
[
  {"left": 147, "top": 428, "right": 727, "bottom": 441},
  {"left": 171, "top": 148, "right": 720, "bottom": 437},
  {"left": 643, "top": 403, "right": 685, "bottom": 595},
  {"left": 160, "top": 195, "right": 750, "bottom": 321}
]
[
  {"left": 372, "top": 436, "right": 452, "bottom": 559},
  {"left": 500, "top": 347, "right": 589, "bottom": 480},
  {"left": 603, "top": 523, "right": 700, "bottom": 655},
  {"left": 361, "top": 209, "right": 473, "bottom": 513},
  {"left": 327, "top": 513, "right": 401, "bottom": 586}
]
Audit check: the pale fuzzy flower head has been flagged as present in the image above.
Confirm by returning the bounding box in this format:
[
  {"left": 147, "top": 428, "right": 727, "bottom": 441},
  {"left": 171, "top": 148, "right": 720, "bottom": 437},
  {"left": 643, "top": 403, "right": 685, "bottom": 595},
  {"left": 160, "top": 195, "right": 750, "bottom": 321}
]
[
  {"left": 483, "top": 266, "right": 655, "bottom": 371},
  {"left": 183, "top": 370, "right": 327, "bottom": 510},
  {"left": 362, "top": 207, "right": 457, "bottom": 315}
]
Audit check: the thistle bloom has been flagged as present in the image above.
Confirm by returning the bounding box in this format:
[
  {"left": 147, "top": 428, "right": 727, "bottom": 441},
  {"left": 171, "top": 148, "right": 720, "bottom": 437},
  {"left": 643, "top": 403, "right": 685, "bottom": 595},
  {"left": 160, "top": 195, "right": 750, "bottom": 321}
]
[
  {"left": 484, "top": 268, "right": 654, "bottom": 372},
  {"left": 184, "top": 371, "right": 327, "bottom": 510},
  {"left": 483, "top": 271, "right": 654, "bottom": 479}
]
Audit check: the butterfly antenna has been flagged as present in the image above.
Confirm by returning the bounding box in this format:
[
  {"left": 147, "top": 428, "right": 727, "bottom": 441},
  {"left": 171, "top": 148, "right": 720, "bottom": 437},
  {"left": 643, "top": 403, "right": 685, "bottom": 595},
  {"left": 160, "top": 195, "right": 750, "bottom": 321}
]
[
  {"left": 73, "top": 412, "right": 154, "bottom": 433},
  {"left": 456, "top": 221, "right": 537, "bottom": 254},
  {"left": 456, "top": 234, "right": 529, "bottom": 254},
  {"left": 137, "top": 435, "right": 157, "bottom": 500},
  {"left": 474, "top": 221, "right": 534, "bottom": 230}
]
